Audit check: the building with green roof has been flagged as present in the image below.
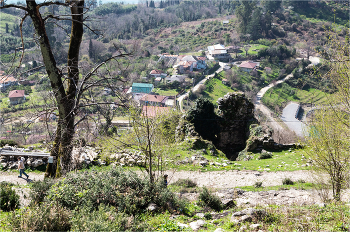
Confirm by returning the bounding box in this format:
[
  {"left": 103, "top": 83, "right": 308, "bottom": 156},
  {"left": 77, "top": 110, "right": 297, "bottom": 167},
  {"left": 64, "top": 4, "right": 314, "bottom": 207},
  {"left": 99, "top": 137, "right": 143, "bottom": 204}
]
[{"left": 132, "top": 83, "right": 154, "bottom": 94}]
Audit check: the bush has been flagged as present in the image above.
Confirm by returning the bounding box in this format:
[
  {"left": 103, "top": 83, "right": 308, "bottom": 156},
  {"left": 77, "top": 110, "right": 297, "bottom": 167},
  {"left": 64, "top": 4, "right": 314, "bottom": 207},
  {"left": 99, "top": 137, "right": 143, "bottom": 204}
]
[
  {"left": 198, "top": 187, "right": 223, "bottom": 212},
  {"left": 254, "top": 181, "right": 263, "bottom": 188},
  {"left": 282, "top": 178, "right": 294, "bottom": 185},
  {"left": 70, "top": 204, "right": 146, "bottom": 231},
  {"left": 259, "top": 152, "right": 273, "bottom": 159},
  {"left": 46, "top": 167, "right": 188, "bottom": 215},
  {"left": 171, "top": 179, "right": 197, "bottom": 188},
  {"left": 8, "top": 203, "right": 71, "bottom": 231},
  {"left": 30, "top": 178, "right": 57, "bottom": 205},
  {"left": 0, "top": 139, "right": 18, "bottom": 147},
  {"left": 0, "top": 182, "right": 20, "bottom": 211}
]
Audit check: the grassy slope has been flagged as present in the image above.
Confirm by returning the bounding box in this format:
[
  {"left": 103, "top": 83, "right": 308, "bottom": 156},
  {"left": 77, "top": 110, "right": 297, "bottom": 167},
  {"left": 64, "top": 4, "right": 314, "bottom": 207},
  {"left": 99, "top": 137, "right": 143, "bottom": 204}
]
[
  {"left": 262, "top": 83, "right": 330, "bottom": 109},
  {"left": 0, "top": 13, "right": 19, "bottom": 34}
]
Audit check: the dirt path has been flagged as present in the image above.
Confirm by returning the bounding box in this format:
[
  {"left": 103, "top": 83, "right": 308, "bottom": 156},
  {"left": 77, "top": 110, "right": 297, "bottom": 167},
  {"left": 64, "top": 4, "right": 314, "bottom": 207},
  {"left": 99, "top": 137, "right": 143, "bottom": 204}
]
[
  {"left": 0, "top": 171, "right": 44, "bottom": 185},
  {"left": 1, "top": 169, "right": 312, "bottom": 188}
]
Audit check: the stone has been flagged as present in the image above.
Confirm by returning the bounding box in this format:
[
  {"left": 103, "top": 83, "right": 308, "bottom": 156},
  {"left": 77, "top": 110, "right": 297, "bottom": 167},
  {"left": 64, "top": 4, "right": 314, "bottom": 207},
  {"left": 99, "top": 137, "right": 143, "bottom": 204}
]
[
  {"left": 177, "top": 222, "right": 189, "bottom": 228},
  {"left": 31, "top": 159, "right": 44, "bottom": 168},
  {"left": 199, "top": 160, "right": 208, "bottom": 167},
  {"left": 239, "top": 215, "right": 252, "bottom": 223},
  {"left": 189, "top": 220, "right": 205, "bottom": 231},
  {"left": 250, "top": 224, "right": 262, "bottom": 229},
  {"left": 221, "top": 198, "right": 235, "bottom": 209},
  {"left": 195, "top": 213, "right": 205, "bottom": 218},
  {"left": 239, "top": 225, "right": 247, "bottom": 232},
  {"left": 146, "top": 203, "right": 158, "bottom": 212},
  {"left": 214, "top": 228, "right": 224, "bottom": 232}
]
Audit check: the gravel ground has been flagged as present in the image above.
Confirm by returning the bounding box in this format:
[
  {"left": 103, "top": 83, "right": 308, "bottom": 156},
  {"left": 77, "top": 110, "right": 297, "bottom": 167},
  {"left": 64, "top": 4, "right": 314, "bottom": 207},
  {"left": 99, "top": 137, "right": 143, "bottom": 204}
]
[{"left": 3, "top": 169, "right": 349, "bottom": 207}]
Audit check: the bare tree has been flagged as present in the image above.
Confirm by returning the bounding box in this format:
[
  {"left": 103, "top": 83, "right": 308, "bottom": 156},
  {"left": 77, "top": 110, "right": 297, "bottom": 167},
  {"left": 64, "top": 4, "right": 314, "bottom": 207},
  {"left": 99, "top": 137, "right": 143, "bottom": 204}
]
[{"left": 1, "top": 0, "right": 130, "bottom": 177}]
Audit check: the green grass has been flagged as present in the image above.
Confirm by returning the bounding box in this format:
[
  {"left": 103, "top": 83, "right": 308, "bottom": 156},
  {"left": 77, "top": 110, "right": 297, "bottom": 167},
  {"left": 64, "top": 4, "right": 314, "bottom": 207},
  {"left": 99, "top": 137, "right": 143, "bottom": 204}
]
[
  {"left": 0, "top": 13, "right": 19, "bottom": 34},
  {"left": 262, "top": 84, "right": 331, "bottom": 110},
  {"left": 237, "top": 44, "right": 269, "bottom": 57},
  {"left": 153, "top": 88, "right": 178, "bottom": 96},
  {"left": 240, "top": 182, "right": 314, "bottom": 192},
  {"left": 203, "top": 76, "right": 233, "bottom": 105}
]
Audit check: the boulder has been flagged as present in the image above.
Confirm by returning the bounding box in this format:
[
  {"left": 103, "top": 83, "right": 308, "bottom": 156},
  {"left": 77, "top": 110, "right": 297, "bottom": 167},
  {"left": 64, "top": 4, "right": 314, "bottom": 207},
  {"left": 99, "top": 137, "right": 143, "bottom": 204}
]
[
  {"left": 189, "top": 220, "right": 205, "bottom": 231},
  {"left": 221, "top": 198, "right": 235, "bottom": 209},
  {"left": 146, "top": 203, "right": 158, "bottom": 212},
  {"left": 31, "top": 159, "right": 44, "bottom": 168}
]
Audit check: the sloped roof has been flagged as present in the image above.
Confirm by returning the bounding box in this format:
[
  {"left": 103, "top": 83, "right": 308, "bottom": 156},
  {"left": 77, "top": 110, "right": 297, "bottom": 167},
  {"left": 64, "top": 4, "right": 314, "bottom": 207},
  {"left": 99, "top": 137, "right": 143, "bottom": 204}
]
[
  {"left": 178, "top": 61, "right": 194, "bottom": 66},
  {"left": 239, "top": 61, "right": 257, "bottom": 69},
  {"left": 9, "top": 90, "right": 25, "bottom": 98},
  {"left": 0, "top": 75, "right": 17, "bottom": 84},
  {"left": 142, "top": 106, "right": 170, "bottom": 118},
  {"left": 140, "top": 94, "right": 168, "bottom": 103},
  {"left": 197, "top": 56, "right": 206, "bottom": 61},
  {"left": 132, "top": 83, "right": 154, "bottom": 88},
  {"left": 181, "top": 55, "right": 197, "bottom": 62},
  {"left": 150, "top": 69, "right": 163, "bottom": 75}
]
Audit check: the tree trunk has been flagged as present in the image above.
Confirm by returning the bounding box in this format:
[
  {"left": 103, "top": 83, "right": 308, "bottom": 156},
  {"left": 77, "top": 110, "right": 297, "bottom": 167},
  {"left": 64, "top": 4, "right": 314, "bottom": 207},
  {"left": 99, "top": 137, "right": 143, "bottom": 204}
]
[{"left": 26, "top": 0, "right": 84, "bottom": 177}]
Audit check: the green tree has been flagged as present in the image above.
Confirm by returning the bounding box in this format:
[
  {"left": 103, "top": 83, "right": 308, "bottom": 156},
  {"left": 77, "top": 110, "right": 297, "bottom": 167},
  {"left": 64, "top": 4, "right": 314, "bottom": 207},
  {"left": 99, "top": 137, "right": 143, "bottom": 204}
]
[
  {"left": 235, "top": 0, "right": 256, "bottom": 34},
  {"left": 305, "top": 38, "right": 350, "bottom": 201}
]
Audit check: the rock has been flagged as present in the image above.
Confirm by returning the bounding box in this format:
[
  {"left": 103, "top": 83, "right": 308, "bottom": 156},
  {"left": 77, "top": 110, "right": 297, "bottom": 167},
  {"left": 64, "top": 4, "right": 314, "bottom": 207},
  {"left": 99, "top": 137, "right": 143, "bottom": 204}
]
[
  {"left": 199, "top": 160, "right": 208, "bottom": 167},
  {"left": 221, "top": 198, "right": 235, "bottom": 209},
  {"left": 240, "top": 215, "right": 252, "bottom": 222},
  {"left": 239, "top": 225, "right": 247, "bottom": 232},
  {"left": 195, "top": 213, "right": 205, "bottom": 218},
  {"left": 214, "top": 228, "right": 224, "bottom": 232},
  {"left": 250, "top": 224, "right": 262, "bottom": 229},
  {"left": 189, "top": 220, "right": 205, "bottom": 231},
  {"left": 146, "top": 203, "right": 158, "bottom": 212},
  {"left": 1, "top": 162, "right": 7, "bottom": 168},
  {"left": 31, "top": 159, "right": 44, "bottom": 168},
  {"left": 177, "top": 222, "right": 189, "bottom": 228}
]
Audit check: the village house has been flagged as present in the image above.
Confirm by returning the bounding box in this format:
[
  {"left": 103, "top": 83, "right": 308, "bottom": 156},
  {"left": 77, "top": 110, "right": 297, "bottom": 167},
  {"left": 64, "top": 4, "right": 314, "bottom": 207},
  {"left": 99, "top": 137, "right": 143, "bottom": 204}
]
[
  {"left": 165, "top": 75, "right": 186, "bottom": 83},
  {"left": 9, "top": 90, "right": 25, "bottom": 105},
  {"left": 207, "top": 44, "right": 230, "bottom": 60},
  {"left": 0, "top": 71, "right": 18, "bottom": 90},
  {"left": 130, "top": 83, "right": 154, "bottom": 103},
  {"left": 139, "top": 94, "right": 168, "bottom": 107},
  {"left": 239, "top": 61, "right": 260, "bottom": 72},
  {"left": 149, "top": 69, "right": 167, "bottom": 78}
]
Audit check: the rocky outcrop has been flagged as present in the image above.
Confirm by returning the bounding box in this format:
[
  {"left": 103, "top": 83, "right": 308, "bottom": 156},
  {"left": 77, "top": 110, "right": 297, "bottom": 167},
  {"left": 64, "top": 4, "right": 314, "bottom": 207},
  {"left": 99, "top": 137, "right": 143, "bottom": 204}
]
[{"left": 216, "top": 93, "right": 255, "bottom": 160}]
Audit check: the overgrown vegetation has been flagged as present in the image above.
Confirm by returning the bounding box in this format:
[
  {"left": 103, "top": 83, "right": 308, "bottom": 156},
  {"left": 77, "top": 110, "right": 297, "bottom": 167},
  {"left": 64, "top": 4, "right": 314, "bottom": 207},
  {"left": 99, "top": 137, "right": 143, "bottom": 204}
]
[{"left": 0, "top": 182, "right": 19, "bottom": 211}]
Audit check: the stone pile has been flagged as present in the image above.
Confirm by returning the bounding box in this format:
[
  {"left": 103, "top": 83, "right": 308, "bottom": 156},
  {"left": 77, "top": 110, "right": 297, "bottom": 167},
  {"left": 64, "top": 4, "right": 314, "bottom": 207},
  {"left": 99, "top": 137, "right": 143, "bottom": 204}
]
[
  {"left": 109, "top": 151, "right": 146, "bottom": 167},
  {"left": 0, "top": 155, "right": 47, "bottom": 169}
]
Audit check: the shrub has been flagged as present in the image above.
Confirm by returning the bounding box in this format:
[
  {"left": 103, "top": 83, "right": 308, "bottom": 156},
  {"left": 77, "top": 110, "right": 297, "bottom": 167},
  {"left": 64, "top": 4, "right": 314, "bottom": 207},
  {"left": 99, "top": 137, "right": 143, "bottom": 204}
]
[
  {"left": 254, "top": 181, "right": 263, "bottom": 188},
  {"left": 171, "top": 179, "right": 197, "bottom": 188},
  {"left": 204, "top": 212, "right": 212, "bottom": 220},
  {"left": 30, "top": 178, "right": 57, "bottom": 205},
  {"left": 70, "top": 204, "right": 146, "bottom": 231},
  {"left": 282, "top": 178, "right": 294, "bottom": 185},
  {"left": 259, "top": 152, "right": 273, "bottom": 159},
  {"left": 0, "top": 182, "right": 20, "bottom": 211},
  {"left": 46, "top": 167, "right": 188, "bottom": 215},
  {"left": 198, "top": 187, "right": 223, "bottom": 212},
  {"left": 0, "top": 139, "right": 18, "bottom": 147},
  {"left": 8, "top": 203, "right": 71, "bottom": 231}
]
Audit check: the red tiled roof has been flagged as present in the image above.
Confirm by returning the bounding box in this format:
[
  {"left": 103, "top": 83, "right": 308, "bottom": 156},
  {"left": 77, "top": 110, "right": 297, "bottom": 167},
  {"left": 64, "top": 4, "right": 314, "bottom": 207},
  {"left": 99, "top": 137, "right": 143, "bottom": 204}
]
[
  {"left": 142, "top": 106, "right": 170, "bottom": 118},
  {"left": 197, "top": 56, "right": 206, "bottom": 61},
  {"left": 239, "top": 61, "right": 257, "bottom": 69},
  {"left": 150, "top": 69, "right": 163, "bottom": 75},
  {"left": 0, "top": 75, "right": 17, "bottom": 84},
  {"left": 9, "top": 90, "right": 25, "bottom": 98},
  {"left": 140, "top": 94, "right": 167, "bottom": 103}
]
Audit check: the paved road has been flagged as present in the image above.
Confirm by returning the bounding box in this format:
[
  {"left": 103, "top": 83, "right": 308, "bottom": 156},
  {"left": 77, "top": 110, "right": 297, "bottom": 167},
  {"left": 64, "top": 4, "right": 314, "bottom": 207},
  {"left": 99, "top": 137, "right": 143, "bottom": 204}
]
[
  {"left": 255, "top": 73, "right": 294, "bottom": 133},
  {"left": 281, "top": 102, "right": 305, "bottom": 137}
]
